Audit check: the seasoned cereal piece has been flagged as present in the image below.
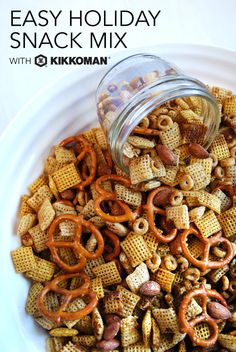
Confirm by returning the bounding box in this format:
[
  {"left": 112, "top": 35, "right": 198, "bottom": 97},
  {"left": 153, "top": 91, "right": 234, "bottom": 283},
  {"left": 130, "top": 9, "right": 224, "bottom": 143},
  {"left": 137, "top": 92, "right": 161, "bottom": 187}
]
[
  {"left": 25, "top": 282, "right": 44, "bottom": 316},
  {"left": 209, "top": 265, "right": 229, "bottom": 283},
  {"left": 52, "top": 163, "right": 81, "bottom": 192},
  {"left": 218, "top": 207, "right": 236, "bottom": 237},
  {"left": 180, "top": 109, "right": 203, "bottom": 124},
  {"left": 143, "top": 232, "right": 159, "bottom": 254},
  {"left": 194, "top": 323, "right": 211, "bottom": 340},
  {"left": 126, "top": 263, "right": 150, "bottom": 293},
  {"left": 153, "top": 268, "right": 175, "bottom": 293},
  {"left": 116, "top": 285, "right": 140, "bottom": 317},
  {"left": 92, "top": 307, "right": 104, "bottom": 341},
  {"left": 29, "top": 175, "right": 48, "bottom": 194},
  {"left": 75, "top": 335, "right": 96, "bottom": 347},
  {"left": 121, "top": 316, "right": 140, "bottom": 347},
  {"left": 64, "top": 298, "right": 87, "bottom": 329},
  {"left": 36, "top": 316, "right": 55, "bottom": 330},
  {"left": 121, "top": 235, "right": 151, "bottom": 267},
  {"left": 194, "top": 210, "right": 221, "bottom": 238},
  {"left": 152, "top": 307, "right": 179, "bottom": 333},
  {"left": 55, "top": 146, "right": 77, "bottom": 164},
  {"left": 223, "top": 95, "right": 236, "bottom": 115},
  {"left": 128, "top": 136, "right": 155, "bottom": 149},
  {"left": 159, "top": 122, "right": 182, "bottom": 150},
  {"left": 44, "top": 156, "right": 64, "bottom": 175},
  {"left": 129, "top": 155, "right": 155, "bottom": 184},
  {"left": 159, "top": 166, "right": 179, "bottom": 187},
  {"left": 83, "top": 256, "right": 105, "bottom": 278},
  {"left": 90, "top": 277, "right": 104, "bottom": 300},
  {"left": 17, "top": 213, "right": 37, "bottom": 236},
  {"left": 166, "top": 205, "right": 189, "bottom": 229},
  {"left": 38, "top": 198, "right": 55, "bottom": 231},
  {"left": 27, "top": 185, "right": 53, "bottom": 212},
  {"left": 19, "top": 195, "right": 35, "bottom": 216},
  {"left": 181, "top": 123, "right": 207, "bottom": 144},
  {"left": 60, "top": 341, "right": 81, "bottom": 352},
  {"left": 103, "top": 290, "right": 123, "bottom": 315},
  {"left": 92, "top": 261, "right": 122, "bottom": 286},
  {"left": 11, "top": 246, "right": 36, "bottom": 273},
  {"left": 94, "top": 127, "right": 108, "bottom": 150},
  {"left": 142, "top": 309, "right": 152, "bottom": 346},
  {"left": 155, "top": 332, "right": 185, "bottom": 352},
  {"left": 115, "top": 184, "right": 142, "bottom": 207},
  {"left": 197, "top": 191, "right": 221, "bottom": 214},
  {"left": 210, "top": 134, "right": 230, "bottom": 160},
  {"left": 211, "top": 86, "right": 232, "bottom": 103},
  {"left": 185, "top": 163, "right": 207, "bottom": 190},
  {"left": 25, "top": 256, "right": 55, "bottom": 282}
]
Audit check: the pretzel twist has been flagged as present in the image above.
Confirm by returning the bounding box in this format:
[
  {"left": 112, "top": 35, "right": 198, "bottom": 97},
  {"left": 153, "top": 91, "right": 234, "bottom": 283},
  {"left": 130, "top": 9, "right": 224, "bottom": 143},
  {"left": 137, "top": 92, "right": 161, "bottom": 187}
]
[
  {"left": 60, "top": 135, "right": 97, "bottom": 190},
  {"left": 144, "top": 187, "right": 177, "bottom": 243},
  {"left": 178, "top": 284, "right": 228, "bottom": 347},
  {"left": 94, "top": 174, "right": 137, "bottom": 222},
  {"left": 103, "top": 228, "right": 121, "bottom": 262},
  {"left": 47, "top": 214, "right": 104, "bottom": 272},
  {"left": 37, "top": 272, "right": 97, "bottom": 324},
  {"left": 181, "top": 227, "right": 234, "bottom": 271}
]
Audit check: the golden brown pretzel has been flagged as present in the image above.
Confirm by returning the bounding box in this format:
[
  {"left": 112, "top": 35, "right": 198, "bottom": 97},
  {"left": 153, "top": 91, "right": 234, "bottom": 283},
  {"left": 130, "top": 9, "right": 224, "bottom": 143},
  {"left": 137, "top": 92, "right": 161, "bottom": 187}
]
[
  {"left": 37, "top": 272, "right": 97, "bottom": 324},
  {"left": 47, "top": 214, "right": 104, "bottom": 272},
  {"left": 178, "top": 284, "right": 228, "bottom": 347},
  {"left": 60, "top": 135, "right": 97, "bottom": 190},
  {"left": 181, "top": 227, "right": 234, "bottom": 271},
  {"left": 144, "top": 187, "right": 177, "bottom": 243},
  {"left": 94, "top": 174, "right": 137, "bottom": 223}
]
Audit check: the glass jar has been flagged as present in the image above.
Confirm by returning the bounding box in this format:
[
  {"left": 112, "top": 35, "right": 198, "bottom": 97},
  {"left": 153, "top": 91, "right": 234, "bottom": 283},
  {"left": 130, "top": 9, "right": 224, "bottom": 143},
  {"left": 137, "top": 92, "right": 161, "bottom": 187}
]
[{"left": 96, "top": 53, "right": 220, "bottom": 173}]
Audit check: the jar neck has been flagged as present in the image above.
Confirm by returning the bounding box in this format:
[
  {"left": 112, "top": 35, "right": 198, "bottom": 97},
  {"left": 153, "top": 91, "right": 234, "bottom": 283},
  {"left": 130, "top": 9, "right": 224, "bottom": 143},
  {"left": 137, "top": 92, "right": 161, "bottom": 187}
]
[{"left": 108, "top": 75, "right": 220, "bottom": 173}]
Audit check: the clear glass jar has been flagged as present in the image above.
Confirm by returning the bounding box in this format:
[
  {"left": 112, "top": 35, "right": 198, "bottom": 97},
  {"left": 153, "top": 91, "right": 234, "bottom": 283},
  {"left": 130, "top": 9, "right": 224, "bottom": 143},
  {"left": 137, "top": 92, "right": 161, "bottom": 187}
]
[{"left": 96, "top": 53, "right": 220, "bottom": 173}]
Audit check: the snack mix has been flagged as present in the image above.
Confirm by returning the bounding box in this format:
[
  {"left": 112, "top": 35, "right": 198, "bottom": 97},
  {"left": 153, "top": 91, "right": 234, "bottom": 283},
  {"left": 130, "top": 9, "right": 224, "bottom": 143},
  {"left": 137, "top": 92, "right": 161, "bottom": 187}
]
[{"left": 12, "top": 84, "right": 236, "bottom": 352}]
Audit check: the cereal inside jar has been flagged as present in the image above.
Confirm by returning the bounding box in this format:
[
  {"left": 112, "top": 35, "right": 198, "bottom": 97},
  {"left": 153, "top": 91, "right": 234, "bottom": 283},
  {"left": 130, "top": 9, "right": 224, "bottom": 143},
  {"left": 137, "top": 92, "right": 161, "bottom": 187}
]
[{"left": 96, "top": 54, "right": 220, "bottom": 178}]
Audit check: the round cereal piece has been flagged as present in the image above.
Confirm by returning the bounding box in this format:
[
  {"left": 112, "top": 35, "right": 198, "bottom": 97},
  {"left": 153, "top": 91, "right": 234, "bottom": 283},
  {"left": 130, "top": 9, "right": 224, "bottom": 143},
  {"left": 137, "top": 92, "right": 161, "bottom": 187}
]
[
  {"left": 133, "top": 217, "right": 149, "bottom": 235},
  {"left": 221, "top": 275, "right": 229, "bottom": 291},
  {"left": 220, "top": 157, "right": 235, "bottom": 167},
  {"left": 214, "top": 166, "right": 225, "bottom": 179},
  {"left": 184, "top": 268, "right": 200, "bottom": 282},
  {"left": 179, "top": 175, "right": 194, "bottom": 191},
  {"left": 169, "top": 190, "right": 183, "bottom": 206},
  {"left": 156, "top": 115, "right": 173, "bottom": 131},
  {"left": 162, "top": 254, "right": 177, "bottom": 271},
  {"left": 230, "top": 146, "right": 236, "bottom": 158},
  {"left": 209, "top": 153, "right": 218, "bottom": 169},
  {"left": 139, "top": 116, "right": 150, "bottom": 128},
  {"left": 146, "top": 253, "right": 161, "bottom": 273}
]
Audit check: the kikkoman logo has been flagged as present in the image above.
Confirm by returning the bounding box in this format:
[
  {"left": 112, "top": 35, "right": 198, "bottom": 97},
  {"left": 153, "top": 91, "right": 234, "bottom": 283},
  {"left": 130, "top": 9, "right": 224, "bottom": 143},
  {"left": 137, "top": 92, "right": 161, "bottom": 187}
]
[
  {"left": 33, "top": 55, "right": 108, "bottom": 67},
  {"left": 9, "top": 55, "right": 109, "bottom": 66},
  {"left": 35, "top": 54, "right": 47, "bottom": 67}
]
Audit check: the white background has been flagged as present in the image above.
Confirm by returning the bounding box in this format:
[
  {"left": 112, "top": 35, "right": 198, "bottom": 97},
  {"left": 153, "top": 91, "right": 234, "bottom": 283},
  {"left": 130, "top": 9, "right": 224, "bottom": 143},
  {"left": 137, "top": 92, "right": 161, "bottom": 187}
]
[{"left": 0, "top": 0, "right": 235, "bottom": 133}]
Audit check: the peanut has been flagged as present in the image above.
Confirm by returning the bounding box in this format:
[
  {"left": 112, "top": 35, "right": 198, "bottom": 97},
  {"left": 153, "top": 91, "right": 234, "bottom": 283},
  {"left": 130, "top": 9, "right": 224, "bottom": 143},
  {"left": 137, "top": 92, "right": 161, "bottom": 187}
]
[
  {"left": 139, "top": 281, "right": 161, "bottom": 296},
  {"left": 96, "top": 339, "right": 120, "bottom": 351},
  {"left": 103, "top": 321, "right": 120, "bottom": 340}
]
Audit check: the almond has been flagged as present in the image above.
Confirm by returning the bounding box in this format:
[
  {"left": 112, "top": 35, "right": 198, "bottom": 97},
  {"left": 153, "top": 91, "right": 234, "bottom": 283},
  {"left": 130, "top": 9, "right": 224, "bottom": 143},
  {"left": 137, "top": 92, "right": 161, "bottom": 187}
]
[
  {"left": 207, "top": 302, "right": 232, "bottom": 320},
  {"left": 156, "top": 145, "right": 177, "bottom": 166},
  {"left": 96, "top": 339, "right": 120, "bottom": 350},
  {"left": 139, "top": 281, "right": 161, "bottom": 296},
  {"left": 188, "top": 143, "right": 209, "bottom": 159},
  {"left": 103, "top": 321, "right": 121, "bottom": 340},
  {"left": 153, "top": 187, "right": 172, "bottom": 206},
  {"left": 60, "top": 189, "right": 75, "bottom": 200}
]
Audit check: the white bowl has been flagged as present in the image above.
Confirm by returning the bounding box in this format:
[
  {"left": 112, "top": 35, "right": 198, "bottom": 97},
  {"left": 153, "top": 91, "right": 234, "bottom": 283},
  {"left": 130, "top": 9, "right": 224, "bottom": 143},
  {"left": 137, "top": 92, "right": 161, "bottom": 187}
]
[{"left": 0, "top": 44, "right": 236, "bottom": 351}]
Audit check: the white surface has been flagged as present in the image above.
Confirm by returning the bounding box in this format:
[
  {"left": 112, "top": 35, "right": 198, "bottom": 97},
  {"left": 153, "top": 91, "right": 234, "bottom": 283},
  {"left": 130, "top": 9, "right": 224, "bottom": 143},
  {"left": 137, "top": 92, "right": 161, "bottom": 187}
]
[
  {"left": 0, "top": 0, "right": 236, "bottom": 132},
  {"left": 0, "top": 44, "right": 236, "bottom": 351}
]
